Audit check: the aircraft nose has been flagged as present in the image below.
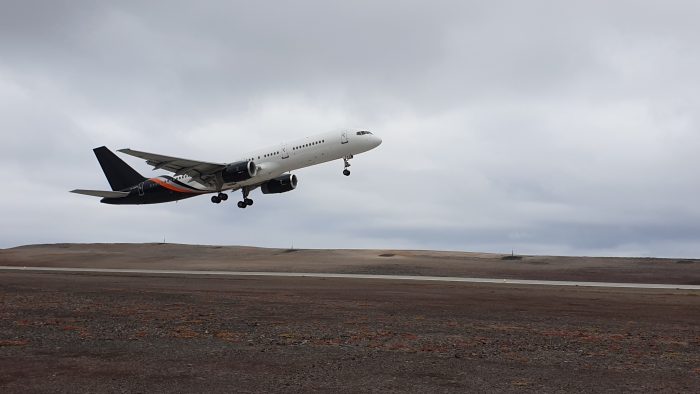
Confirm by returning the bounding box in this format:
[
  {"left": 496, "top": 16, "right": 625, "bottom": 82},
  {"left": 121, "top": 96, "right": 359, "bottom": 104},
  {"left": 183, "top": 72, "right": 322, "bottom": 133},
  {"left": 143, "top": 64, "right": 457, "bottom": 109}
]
[{"left": 373, "top": 135, "right": 382, "bottom": 148}]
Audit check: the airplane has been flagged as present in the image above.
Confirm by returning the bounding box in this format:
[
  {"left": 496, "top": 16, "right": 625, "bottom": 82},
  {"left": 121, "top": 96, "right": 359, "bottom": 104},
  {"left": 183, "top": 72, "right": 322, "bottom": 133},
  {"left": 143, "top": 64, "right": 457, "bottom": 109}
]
[{"left": 71, "top": 129, "right": 382, "bottom": 208}]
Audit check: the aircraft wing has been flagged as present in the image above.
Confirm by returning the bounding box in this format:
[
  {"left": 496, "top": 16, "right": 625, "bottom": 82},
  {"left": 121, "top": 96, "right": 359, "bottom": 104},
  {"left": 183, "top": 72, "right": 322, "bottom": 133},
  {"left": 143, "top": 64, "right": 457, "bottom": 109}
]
[{"left": 117, "top": 148, "right": 226, "bottom": 186}]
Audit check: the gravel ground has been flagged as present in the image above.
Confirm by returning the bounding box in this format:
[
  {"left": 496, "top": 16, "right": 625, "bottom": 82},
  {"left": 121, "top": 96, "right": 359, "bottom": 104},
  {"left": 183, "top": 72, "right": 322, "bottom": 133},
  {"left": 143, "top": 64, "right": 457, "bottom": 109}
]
[
  {"left": 1, "top": 244, "right": 699, "bottom": 392},
  {"left": 1, "top": 269, "right": 699, "bottom": 393},
  {"left": 2, "top": 243, "right": 700, "bottom": 284}
]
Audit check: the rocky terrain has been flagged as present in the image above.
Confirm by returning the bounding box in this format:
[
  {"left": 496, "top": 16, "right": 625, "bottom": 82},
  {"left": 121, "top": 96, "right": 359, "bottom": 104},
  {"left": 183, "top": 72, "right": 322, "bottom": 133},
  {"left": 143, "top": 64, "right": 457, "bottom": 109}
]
[{"left": 1, "top": 244, "right": 699, "bottom": 392}]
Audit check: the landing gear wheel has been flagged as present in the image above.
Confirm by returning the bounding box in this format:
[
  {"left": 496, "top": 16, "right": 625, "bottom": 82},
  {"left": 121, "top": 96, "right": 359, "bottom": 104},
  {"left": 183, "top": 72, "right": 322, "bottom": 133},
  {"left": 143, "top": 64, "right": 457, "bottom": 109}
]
[
  {"left": 342, "top": 155, "right": 352, "bottom": 176},
  {"left": 238, "top": 187, "right": 253, "bottom": 209},
  {"left": 219, "top": 193, "right": 228, "bottom": 201},
  {"left": 211, "top": 196, "right": 221, "bottom": 204}
]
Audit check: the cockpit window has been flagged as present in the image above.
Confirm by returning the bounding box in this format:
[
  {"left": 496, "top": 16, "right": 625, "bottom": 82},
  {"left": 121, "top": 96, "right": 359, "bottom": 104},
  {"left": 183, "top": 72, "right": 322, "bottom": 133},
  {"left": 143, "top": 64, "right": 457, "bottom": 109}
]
[{"left": 356, "top": 130, "right": 372, "bottom": 135}]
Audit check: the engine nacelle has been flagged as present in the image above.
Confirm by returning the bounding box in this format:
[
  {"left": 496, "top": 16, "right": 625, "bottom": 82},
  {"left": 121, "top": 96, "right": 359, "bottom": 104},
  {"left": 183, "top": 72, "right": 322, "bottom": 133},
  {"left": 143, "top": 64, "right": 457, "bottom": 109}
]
[
  {"left": 221, "top": 161, "right": 257, "bottom": 183},
  {"left": 261, "top": 174, "right": 298, "bottom": 194}
]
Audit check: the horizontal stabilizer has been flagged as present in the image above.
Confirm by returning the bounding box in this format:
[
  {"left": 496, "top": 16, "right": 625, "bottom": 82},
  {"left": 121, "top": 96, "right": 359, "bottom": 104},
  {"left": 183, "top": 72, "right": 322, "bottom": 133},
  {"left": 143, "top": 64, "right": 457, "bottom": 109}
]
[{"left": 70, "top": 189, "right": 130, "bottom": 198}]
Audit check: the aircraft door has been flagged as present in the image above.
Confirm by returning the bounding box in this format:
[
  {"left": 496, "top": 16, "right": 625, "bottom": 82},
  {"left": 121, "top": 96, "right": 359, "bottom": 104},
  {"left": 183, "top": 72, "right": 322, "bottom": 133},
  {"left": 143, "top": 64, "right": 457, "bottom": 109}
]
[
  {"left": 138, "top": 182, "right": 145, "bottom": 196},
  {"left": 281, "top": 145, "right": 289, "bottom": 159},
  {"left": 341, "top": 131, "right": 348, "bottom": 144}
]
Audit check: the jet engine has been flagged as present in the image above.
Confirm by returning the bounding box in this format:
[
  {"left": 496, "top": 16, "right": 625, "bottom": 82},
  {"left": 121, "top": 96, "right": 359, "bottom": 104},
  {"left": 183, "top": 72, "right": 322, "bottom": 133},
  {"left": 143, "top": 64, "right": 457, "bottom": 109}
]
[
  {"left": 261, "top": 174, "right": 298, "bottom": 194},
  {"left": 221, "top": 160, "right": 257, "bottom": 183}
]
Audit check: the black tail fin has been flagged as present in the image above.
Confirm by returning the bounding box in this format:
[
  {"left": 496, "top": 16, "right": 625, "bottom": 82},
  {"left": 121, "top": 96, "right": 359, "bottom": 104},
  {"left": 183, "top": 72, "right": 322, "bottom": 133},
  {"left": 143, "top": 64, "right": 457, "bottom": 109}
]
[{"left": 93, "top": 146, "right": 146, "bottom": 191}]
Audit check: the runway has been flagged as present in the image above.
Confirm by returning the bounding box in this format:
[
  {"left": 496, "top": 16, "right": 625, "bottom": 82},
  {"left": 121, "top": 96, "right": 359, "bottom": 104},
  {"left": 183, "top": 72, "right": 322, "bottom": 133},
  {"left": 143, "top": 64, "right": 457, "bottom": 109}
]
[
  {"left": 2, "top": 265, "right": 699, "bottom": 290},
  {"left": 3, "top": 260, "right": 699, "bottom": 392}
]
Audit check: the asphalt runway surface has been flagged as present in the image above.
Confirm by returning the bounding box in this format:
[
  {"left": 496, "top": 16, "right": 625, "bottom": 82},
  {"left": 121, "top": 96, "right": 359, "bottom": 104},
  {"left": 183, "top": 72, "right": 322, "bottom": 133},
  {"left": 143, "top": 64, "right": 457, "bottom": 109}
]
[{"left": 2, "top": 266, "right": 700, "bottom": 290}]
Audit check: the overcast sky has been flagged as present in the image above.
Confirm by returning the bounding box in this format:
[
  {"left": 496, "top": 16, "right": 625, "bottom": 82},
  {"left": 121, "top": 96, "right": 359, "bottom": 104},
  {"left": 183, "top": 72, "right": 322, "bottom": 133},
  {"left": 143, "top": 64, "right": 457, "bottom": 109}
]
[{"left": 1, "top": 1, "right": 699, "bottom": 257}]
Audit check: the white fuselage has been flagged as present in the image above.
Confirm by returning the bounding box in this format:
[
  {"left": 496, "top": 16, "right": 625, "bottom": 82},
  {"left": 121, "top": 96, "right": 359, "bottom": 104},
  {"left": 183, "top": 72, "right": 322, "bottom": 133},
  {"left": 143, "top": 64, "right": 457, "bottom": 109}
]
[{"left": 174, "top": 129, "right": 381, "bottom": 193}]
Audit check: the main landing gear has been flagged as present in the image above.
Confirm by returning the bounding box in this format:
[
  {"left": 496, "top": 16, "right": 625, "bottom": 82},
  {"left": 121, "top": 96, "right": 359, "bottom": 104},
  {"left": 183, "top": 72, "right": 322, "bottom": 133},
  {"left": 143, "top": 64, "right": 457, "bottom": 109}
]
[
  {"left": 211, "top": 192, "right": 228, "bottom": 204},
  {"left": 211, "top": 188, "right": 253, "bottom": 208},
  {"left": 237, "top": 188, "right": 253, "bottom": 209},
  {"left": 343, "top": 155, "right": 353, "bottom": 176}
]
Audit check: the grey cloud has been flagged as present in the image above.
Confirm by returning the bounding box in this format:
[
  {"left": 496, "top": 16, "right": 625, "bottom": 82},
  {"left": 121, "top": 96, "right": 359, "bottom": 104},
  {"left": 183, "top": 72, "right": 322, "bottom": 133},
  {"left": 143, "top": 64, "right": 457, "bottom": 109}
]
[{"left": 1, "top": 1, "right": 699, "bottom": 257}]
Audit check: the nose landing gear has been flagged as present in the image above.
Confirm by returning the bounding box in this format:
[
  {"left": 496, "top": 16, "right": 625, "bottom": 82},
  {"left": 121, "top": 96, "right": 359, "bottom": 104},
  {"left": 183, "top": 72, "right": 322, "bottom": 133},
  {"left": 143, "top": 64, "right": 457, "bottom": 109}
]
[{"left": 343, "top": 155, "right": 352, "bottom": 176}]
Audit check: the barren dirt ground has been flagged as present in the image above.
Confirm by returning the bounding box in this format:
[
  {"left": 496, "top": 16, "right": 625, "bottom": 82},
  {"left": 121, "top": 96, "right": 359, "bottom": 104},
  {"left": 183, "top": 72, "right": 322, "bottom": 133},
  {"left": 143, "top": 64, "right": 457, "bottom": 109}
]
[
  {"left": 2, "top": 243, "right": 700, "bottom": 284},
  {"left": 1, "top": 244, "right": 699, "bottom": 392}
]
